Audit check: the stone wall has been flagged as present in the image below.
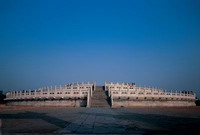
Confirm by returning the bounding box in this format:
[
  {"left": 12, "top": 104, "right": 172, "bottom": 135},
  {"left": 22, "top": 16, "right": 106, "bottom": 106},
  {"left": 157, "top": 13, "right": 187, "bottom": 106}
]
[
  {"left": 112, "top": 100, "right": 196, "bottom": 108},
  {"left": 6, "top": 99, "right": 87, "bottom": 107}
]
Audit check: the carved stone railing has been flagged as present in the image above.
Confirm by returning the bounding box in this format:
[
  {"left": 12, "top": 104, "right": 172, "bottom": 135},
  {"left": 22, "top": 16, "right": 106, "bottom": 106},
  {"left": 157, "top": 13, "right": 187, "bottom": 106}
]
[
  {"left": 5, "top": 82, "right": 94, "bottom": 101},
  {"left": 105, "top": 82, "right": 196, "bottom": 102}
]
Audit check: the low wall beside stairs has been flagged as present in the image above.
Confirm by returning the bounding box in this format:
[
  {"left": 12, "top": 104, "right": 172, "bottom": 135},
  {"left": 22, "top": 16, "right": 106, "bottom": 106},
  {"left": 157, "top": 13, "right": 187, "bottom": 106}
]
[
  {"left": 6, "top": 99, "right": 87, "bottom": 107},
  {"left": 112, "top": 100, "right": 196, "bottom": 107}
]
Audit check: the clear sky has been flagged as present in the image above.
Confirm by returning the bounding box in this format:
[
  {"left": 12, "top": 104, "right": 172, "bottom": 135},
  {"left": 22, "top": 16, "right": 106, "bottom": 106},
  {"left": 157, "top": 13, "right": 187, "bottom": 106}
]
[{"left": 0, "top": 0, "right": 200, "bottom": 97}]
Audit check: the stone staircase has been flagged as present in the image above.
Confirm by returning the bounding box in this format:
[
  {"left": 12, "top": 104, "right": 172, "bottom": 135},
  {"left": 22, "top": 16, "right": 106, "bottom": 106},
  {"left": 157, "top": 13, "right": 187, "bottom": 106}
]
[{"left": 91, "top": 86, "right": 110, "bottom": 108}]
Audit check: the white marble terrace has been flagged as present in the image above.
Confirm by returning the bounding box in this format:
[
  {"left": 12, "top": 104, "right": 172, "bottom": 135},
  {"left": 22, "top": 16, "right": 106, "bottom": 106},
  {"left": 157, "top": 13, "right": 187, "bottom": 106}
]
[
  {"left": 105, "top": 82, "right": 196, "bottom": 105},
  {"left": 5, "top": 82, "right": 197, "bottom": 107}
]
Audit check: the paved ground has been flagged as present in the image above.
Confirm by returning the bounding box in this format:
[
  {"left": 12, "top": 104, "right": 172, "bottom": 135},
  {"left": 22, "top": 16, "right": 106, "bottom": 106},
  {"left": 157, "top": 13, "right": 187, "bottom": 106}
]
[{"left": 0, "top": 106, "right": 200, "bottom": 134}]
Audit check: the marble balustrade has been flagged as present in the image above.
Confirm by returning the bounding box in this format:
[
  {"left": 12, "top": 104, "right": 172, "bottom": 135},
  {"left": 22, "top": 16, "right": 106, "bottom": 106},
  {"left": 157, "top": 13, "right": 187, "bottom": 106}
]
[
  {"left": 5, "top": 82, "right": 94, "bottom": 101},
  {"left": 105, "top": 82, "right": 196, "bottom": 102}
]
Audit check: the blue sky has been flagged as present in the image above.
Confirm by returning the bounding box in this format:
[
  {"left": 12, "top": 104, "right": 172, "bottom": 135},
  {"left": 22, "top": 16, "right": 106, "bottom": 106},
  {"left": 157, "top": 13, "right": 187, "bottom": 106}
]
[{"left": 0, "top": 0, "right": 200, "bottom": 97}]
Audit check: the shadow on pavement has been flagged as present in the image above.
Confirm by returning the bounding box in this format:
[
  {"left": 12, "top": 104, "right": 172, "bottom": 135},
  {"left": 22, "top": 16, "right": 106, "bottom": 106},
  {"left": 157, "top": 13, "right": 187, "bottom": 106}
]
[
  {"left": 0, "top": 111, "right": 68, "bottom": 128},
  {"left": 79, "top": 109, "right": 200, "bottom": 134}
]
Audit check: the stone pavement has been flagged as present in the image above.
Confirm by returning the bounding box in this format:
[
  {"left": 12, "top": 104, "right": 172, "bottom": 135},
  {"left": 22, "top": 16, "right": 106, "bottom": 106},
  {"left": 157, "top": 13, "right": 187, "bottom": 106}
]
[
  {"left": 57, "top": 108, "right": 144, "bottom": 134},
  {"left": 1, "top": 106, "right": 200, "bottom": 134}
]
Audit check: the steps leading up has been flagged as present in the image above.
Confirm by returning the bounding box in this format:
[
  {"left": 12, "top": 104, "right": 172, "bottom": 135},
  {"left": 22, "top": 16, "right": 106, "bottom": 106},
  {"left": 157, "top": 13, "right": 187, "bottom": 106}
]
[{"left": 91, "top": 86, "right": 110, "bottom": 108}]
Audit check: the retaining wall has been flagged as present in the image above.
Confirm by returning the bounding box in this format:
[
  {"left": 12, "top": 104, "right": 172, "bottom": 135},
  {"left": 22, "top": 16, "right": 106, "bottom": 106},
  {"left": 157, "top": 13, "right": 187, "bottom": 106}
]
[
  {"left": 112, "top": 100, "right": 196, "bottom": 107},
  {"left": 6, "top": 100, "right": 87, "bottom": 107}
]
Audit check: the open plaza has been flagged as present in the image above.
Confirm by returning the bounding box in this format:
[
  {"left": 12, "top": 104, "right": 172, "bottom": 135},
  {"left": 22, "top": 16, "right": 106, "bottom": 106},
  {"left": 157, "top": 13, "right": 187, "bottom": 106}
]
[{"left": 1, "top": 106, "right": 200, "bottom": 134}]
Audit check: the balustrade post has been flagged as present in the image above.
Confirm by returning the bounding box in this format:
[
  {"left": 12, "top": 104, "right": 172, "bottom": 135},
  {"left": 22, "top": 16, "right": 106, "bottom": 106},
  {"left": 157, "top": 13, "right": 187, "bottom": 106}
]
[
  {"left": 13, "top": 91, "right": 14, "bottom": 98},
  {"left": 34, "top": 90, "right": 36, "bottom": 98},
  {"left": 78, "top": 83, "right": 81, "bottom": 98},
  {"left": 87, "top": 87, "right": 91, "bottom": 108},
  {"left": 13, "top": 91, "right": 15, "bottom": 99},
  {"left": 47, "top": 87, "right": 50, "bottom": 98},
  {"left": 24, "top": 90, "right": 26, "bottom": 98},
  {"left": 29, "top": 90, "right": 31, "bottom": 98},
  {"left": 19, "top": 90, "right": 21, "bottom": 98},
  {"left": 111, "top": 91, "right": 113, "bottom": 108},
  {"left": 16, "top": 91, "right": 18, "bottom": 99},
  {"left": 12, "top": 91, "right": 14, "bottom": 98},
  {"left": 94, "top": 81, "right": 96, "bottom": 91},
  {"left": 70, "top": 89, "right": 72, "bottom": 99},
  {"left": 108, "top": 87, "right": 110, "bottom": 97},
  {"left": 91, "top": 86, "right": 93, "bottom": 97},
  {"left": 104, "top": 81, "right": 106, "bottom": 91},
  {"left": 55, "top": 85, "right": 57, "bottom": 98}
]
